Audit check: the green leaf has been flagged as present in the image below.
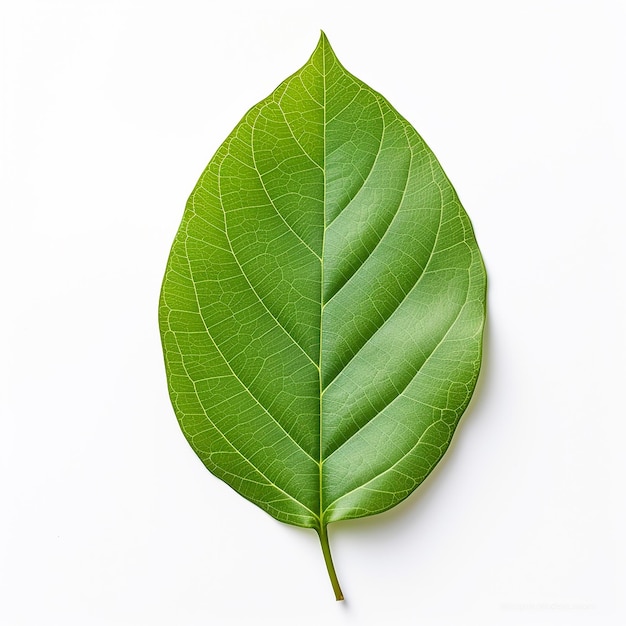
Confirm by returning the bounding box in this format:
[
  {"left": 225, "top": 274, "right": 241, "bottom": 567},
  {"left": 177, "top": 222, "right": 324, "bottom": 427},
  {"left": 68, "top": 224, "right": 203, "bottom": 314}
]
[{"left": 159, "top": 32, "right": 486, "bottom": 600}]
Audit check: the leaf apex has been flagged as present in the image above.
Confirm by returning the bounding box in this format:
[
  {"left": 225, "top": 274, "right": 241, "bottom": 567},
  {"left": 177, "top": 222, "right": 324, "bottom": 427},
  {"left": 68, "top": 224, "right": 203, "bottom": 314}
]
[{"left": 315, "top": 30, "right": 333, "bottom": 53}]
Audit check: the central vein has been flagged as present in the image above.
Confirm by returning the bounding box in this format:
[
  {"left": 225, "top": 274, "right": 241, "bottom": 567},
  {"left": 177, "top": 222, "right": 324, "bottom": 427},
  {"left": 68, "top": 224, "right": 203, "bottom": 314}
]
[
  {"left": 312, "top": 34, "right": 344, "bottom": 602},
  {"left": 318, "top": 40, "right": 327, "bottom": 527}
]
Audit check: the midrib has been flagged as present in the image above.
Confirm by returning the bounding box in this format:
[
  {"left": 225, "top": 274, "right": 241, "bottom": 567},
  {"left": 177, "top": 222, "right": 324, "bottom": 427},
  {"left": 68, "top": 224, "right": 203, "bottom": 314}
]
[{"left": 318, "top": 39, "right": 327, "bottom": 529}]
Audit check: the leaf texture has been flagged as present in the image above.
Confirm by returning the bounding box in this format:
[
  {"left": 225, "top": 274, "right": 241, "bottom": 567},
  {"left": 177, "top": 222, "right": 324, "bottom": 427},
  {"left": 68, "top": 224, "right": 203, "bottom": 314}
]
[{"left": 159, "top": 33, "right": 486, "bottom": 599}]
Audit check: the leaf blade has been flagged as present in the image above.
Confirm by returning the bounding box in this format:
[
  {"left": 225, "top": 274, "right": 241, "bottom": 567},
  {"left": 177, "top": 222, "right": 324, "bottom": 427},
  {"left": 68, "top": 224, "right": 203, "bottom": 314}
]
[{"left": 159, "top": 32, "right": 486, "bottom": 589}]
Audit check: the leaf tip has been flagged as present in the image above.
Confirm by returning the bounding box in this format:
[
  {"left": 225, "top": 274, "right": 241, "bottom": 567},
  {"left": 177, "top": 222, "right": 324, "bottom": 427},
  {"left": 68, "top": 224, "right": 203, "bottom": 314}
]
[{"left": 316, "top": 30, "right": 332, "bottom": 53}]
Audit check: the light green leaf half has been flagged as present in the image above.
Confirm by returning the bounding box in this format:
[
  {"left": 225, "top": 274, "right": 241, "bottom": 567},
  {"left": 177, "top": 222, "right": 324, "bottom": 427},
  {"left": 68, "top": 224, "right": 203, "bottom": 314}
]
[{"left": 159, "top": 33, "right": 486, "bottom": 600}]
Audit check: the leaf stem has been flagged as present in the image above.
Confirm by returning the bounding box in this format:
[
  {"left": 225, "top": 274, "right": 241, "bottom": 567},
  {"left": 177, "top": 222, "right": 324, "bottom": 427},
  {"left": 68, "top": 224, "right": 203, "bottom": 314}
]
[{"left": 317, "top": 524, "right": 344, "bottom": 601}]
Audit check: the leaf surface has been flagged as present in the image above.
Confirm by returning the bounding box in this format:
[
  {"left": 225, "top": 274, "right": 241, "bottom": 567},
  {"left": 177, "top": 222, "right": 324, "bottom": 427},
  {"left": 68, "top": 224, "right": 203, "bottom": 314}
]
[{"left": 159, "top": 33, "right": 486, "bottom": 600}]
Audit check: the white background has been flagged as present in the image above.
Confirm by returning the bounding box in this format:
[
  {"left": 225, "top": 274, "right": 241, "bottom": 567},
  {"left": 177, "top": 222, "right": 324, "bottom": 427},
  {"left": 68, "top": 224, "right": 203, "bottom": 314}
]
[{"left": 1, "top": 1, "right": 625, "bottom": 624}]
